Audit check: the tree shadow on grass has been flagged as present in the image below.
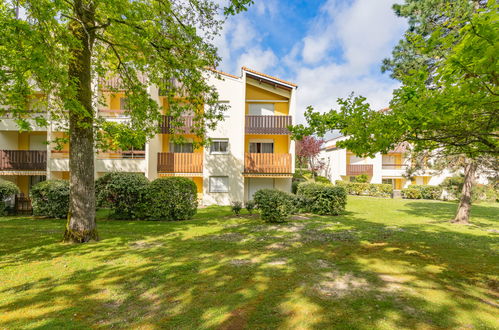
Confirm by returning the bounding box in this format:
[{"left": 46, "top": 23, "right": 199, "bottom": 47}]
[{"left": 0, "top": 207, "right": 498, "bottom": 329}]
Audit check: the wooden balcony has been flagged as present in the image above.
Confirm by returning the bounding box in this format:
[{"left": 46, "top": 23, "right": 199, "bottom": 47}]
[
  {"left": 346, "top": 164, "right": 373, "bottom": 176},
  {"left": 244, "top": 153, "right": 292, "bottom": 174},
  {"left": 245, "top": 115, "right": 292, "bottom": 134},
  {"left": 160, "top": 116, "right": 194, "bottom": 134},
  {"left": 0, "top": 150, "right": 47, "bottom": 171},
  {"left": 157, "top": 152, "right": 202, "bottom": 173},
  {"left": 99, "top": 74, "right": 148, "bottom": 90}
]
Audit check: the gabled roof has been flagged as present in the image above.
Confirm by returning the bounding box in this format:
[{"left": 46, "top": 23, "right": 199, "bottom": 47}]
[
  {"left": 207, "top": 67, "right": 241, "bottom": 80},
  {"left": 242, "top": 67, "right": 298, "bottom": 88}
]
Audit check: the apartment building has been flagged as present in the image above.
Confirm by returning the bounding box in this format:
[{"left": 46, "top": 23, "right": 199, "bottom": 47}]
[
  {"left": 0, "top": 67, "right": 297, "bottom": 206},
  {"left": 318, "top": 136, "right": 451, "bottom": 190}
]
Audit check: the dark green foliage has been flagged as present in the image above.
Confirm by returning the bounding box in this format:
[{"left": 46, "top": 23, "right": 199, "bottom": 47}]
[
  {"left": 245, "top": 200, "right": 255, "bottom": 214},
  {"left": 95, "top": 172, "right": 149, "bottom": 219},
  {"left": 292, "top": 177, "right": 306, "bottom": 194},
  {"left": 335, "top": 181, "right": 393, "bottom": 198},
  {"left": 401, "top": 185, "right": 442, "bottom": 200},
  {"left": 440, "top": 176, "right": 498, "bottom": 202},
  {"left": 440, "top": 176, "right": 464, "bottom": 200},
  {"left": 354, "top": 174, "right": 368, "bottom": 183},
  {"left": 30, "top": 180, "right": 69, "bottom": 218},
  {"left": 231, "top": 201, "right": 243, "bottom": 215},
  {"left": 145, "top": 177, "right": 197, "bottom": 221},
  {"left": 315, "top": 175, "right": 331, "bottom": 184},
  {"left": 253, "top": 189, "right": 293, "bottom": 223},
  {"left": 0, "top": 179, "right": 19, "bottom": 215},
  {"left": 297, "top": 182, "right": 347, "bottom": 215}
]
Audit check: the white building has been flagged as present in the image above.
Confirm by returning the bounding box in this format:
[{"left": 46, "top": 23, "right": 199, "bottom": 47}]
[{"left": 0, "top": 67, "right": 297, "bottom": 206}]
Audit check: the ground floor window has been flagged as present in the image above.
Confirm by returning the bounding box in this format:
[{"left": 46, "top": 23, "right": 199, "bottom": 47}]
[
  {"left": 209, "top": 176, "right": 229, "bottom": 193},
  {"left": 382, "top": 178, "right": 393, "bottom": 185}
]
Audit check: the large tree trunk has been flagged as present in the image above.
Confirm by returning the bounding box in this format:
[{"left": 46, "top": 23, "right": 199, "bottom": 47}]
[
  {"left": 63, "top": 1, "right": 98, "bottom": 243},
  {"left": 451, "top": 159, "right": 477, "bottom": 224}
]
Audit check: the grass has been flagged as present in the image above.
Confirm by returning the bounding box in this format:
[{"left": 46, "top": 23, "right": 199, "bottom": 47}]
[{"left": 0, "top": 197, "right": 498, "bottom": 329}]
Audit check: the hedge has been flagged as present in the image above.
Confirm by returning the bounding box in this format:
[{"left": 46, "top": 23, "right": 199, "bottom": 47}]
[
  {"left": 30, "top": 180, "right": 69, "bottom": 218},
  {"left": 95, "top": 172, "right": 149, "bottom": 219},
  {"left": 0, "top": 179, "right": 19, "bottom": 214},
  {"left": 144, "top": 177, "right": 198, "bottom": 220},
  {"left": 401, "top": 185, "right": 442, "bottom": 200},
  {"left": 253, "top": 189, "right": 294, "bottom": 222},
  {"left": 297, "top": 182, "right": 347, "bottom": 215},
  {"left": 335, "top": 181, "right": 392, "bottom": 198}
]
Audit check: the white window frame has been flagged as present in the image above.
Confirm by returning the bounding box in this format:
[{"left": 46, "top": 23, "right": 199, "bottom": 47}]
[
  {"left": 210, "top": 139, "right": 229, "bottom": 155},
  {"left": 209, "top": 176, "right": 229, "bottom": 193}
]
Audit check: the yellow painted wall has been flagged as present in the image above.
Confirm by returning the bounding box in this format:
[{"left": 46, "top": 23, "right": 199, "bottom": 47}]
[
  {"left": 51, "top": 132, "right": 70, "bottom": 151},
  {"left": 161, "top": 134, "right": 203, "bottom": 153},
  {"left": 191, "top": 177, "right": 203, "bottom": 194},
  {"left": 245, "top": 135, "right": 289, "bottom": 153},
  {"left": 395, "top": 179, "right": 403, "bottom": 190},
  {"left": 18, "top": 176, "right": 29, "bottom": 195},
  {"left": 17, "top": 132, "right": 47, "bottom": 150},
  {"left": 245, "top": 84, "right": 289, "bottom": 115},
  {"left": 109, "top": 92, "right": 125, "bottom": 110},
  {"left": 423, "top": 176, "right": 429, "bottom": 185}
]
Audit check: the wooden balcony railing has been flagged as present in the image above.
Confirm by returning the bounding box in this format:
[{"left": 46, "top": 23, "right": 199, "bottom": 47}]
[
  {"left": 245, "top": 115, "right": 292, "bottom": 134},
  {"left": 0, "top": 150, "right": 47, "bottom": 171},
  {"left": 160, "top": 115, "right": 194, "bottom": 134},
  {"left": 346, "top": 164, "right": 373, "bottom": 176},
  {"left": 244, "top": 153, "right": 292, "bottom": 174},
  {"left": 157, "top": 152, "right": 203, "bottom": 173},
  {"left": 100, "top": 74, "right": 148, "bottom": 90},
  {"left": 382, "top": 164, "right": 407, "bottom": 170}
]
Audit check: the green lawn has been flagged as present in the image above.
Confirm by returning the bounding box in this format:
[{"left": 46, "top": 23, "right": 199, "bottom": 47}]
[{"left": 1, "top": 197, "right": 498, "bottom": 329}]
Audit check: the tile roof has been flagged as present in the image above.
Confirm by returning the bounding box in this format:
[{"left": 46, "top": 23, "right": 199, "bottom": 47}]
[
  {"left": 207, "top": 68, "right": 241, "bottom": 80},
  {"left": 242, "top": 67, "right": 298, "bottom": 88}
]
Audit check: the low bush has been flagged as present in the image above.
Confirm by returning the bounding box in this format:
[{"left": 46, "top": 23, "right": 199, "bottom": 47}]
[
  {"left": 144, "top": 177, "right": 197, "bottom": 220},
  {"left": 440, "top": 176, "right": 497, "bottom": 202},
  {"left": 253, "top": 189, "right": 294, "bottom": 223},
  {"left": 0, "top": 179, "right": 19, "bottom": 214},
  {"left": 231, "top": 201, "right": 243, "bottom": 215},
  {"left": 297, "top": 182, "right": 347, "bottom": 215},
  {"left": 335, "top": 181, "right": 392, "bottom": 198},
  {"left": 245, "top": 200, "right": 255, "bottom": 214},
  {"left": 315, "top": 175, "right": 331, "bottom": 184},
  {"left": 354, "top": 174, "right": 369, "bottom": 183},
  {"left": 292, "top": 177, "right": 306, "bottom": 194},
  {"left": 30, "top": 180, "right": 69, "bottom": 218},
  {"left": 402, "top": 185, "right": 442, "bottom": 200},
  {"left": 95, "top": 172, "right": 149, "bottom": 219}
]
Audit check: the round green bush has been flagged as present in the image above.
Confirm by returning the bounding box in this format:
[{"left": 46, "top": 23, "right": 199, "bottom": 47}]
[
  {"left": 30, "top": 180, "right": 69, "bottom": 218},
  {"left": 0, "top": 179, "right": 19, "bottom": 214},
  {"left": 401, "top": 187, "right": 422, "bottom": 199},
  {"left": 145, "top": 177, "right": 197, "bottom": 220},
  {"left": 315, "top": 175, "right": 331, "bottom": 184},
  {"left": 95, "top": 172, "right": 149, "bottom": 219},
  {"left": 253, "top": 189, "right": 293, "bottom": 223},
  {"left": 297, "top": 182, "right": 347, "bottom": 215}
]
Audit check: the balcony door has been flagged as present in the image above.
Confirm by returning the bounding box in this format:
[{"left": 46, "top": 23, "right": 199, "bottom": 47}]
[
  {"left": 249, "top": 142, "right": 274, "bottom": 154},
  {"left": 249, "top": 103, "right": 274, "bottom": 116}
]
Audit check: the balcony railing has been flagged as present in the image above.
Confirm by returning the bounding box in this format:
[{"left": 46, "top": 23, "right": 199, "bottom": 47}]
[
  {"left": 0, "top": 150, "right": 47, "bottom": 171},
  {"left": 100, "top": 74, "right": 148, "bottom": 90},
  {"left": 244, "top": 153, "right": 292, "bottom": 174},
  {"left": 346, "top": 164, "right": 373, "bottom": 176},
  {"left": 98, "top": 109, "right": 127, "bottom": 118},
  {"left": 382, "top": 164, "right": 407, "bottom": 170},
  {"left": 160, "top": 115, "right": 194, "bottom": 134},
  {"left": 245, "top": 115, "right": 292, "bottom": 134},
  {"left": 157, "top": 152, "right": 203, "bottom": 173}
]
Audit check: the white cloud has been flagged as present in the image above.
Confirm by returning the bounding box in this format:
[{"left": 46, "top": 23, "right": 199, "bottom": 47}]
[{"left": 237, "top": 48, "right": 277, "bottom": 73}]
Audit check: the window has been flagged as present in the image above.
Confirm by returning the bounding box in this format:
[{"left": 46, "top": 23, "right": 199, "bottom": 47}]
[
  {"left": 382, "top": 179, "right": 394, "bottom": 185},
  {"left": 210, "top": 139, "right": 229, "bottom": 154},
  {"left": 120, "top": 97, "right": 129, "bottom": 110},
  {"left": 209, "top": 176, "right": 229, "bottom": 193},
  {"left": 249, "top": 103, "right": 274, "bottom": 116},
  {"left": 249, "top": 142, "right": 274, "bottom": 153},
  {"left": 169, "top": 142, "right": 193, "bottom": 153}
]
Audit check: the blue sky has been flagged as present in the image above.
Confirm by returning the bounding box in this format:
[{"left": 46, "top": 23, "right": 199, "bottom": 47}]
[{"left": 215, "top": 0, "right": 408, "bottom": 123}]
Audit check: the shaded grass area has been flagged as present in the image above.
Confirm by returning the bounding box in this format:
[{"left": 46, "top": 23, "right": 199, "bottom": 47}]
[{"left": 0, "top": 197, "right": 498, "bottom": 329}]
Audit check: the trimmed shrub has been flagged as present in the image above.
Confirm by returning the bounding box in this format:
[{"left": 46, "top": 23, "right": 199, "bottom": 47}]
[
  {"left": 95, "top": 172, "right": 149, "bottom": 219},
  {"left": 245, "top": 200, "right": 256, "bottom": 214},
  {"left": 402, "top": 185, "right": 442, "bottom": 200},
  {"left": 30, "top": 180, "right": 69, "bottom": 218},
  {"left": 0, "top": 179, "right": 19, "bottom": 214},
  {"left": 231, "top": 201, "right": 243, "bottom": 215},
  {"left": 292, "top": 177, "right": 306, "bottom": 194},
  {"left": 144, "top": 177, "right": 197, "bottom": 220},
  {"left": 335, "top": 180, "right": 392, "bottom": 198},
  {"left": 440, "top": 176, "right": 497, "bottom": 202},
  {"left": 354, "top": 174, "right": 369, "bottom": 183},
  {"left": 253, "top": 189, "right": 293, "bottom": 223},
  {"left": 315, "top": 175, "right": 331, "bottom": 184},
  {"left": 297, "top": 182, "right": 347, "bottom": 215}
]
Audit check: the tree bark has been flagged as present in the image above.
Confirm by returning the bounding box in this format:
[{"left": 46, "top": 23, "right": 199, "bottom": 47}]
[
  {"left": 451, "top": 159, "right": 477, "bottom": 224},
  {"left": 63, "top": 1, "right": 98, "bottom": 243}
]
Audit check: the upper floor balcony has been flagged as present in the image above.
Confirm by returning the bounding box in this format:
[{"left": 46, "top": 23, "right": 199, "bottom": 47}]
[
  {"left": 160, "top": 115, "right": 194, "bottom": 134},
  {"left": 157, "top": 152, "right": 203, "bottom": 173},
  {"left": 245, "top": 115, "right": 291, "bottom": 135},
  {"left": 346, "top": 164, "right": 373, "bottom": 176},
  {"left": 0, "top": 150, "right": 47, "bottom": 171},
  {"left": 244, "top": 153, "right": 292, "bottom": 174}
]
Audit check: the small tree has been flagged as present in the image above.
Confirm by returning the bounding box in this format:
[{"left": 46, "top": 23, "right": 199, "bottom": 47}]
[{"left": 295, "top": 136, "right": 325, "bottom": 179}]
